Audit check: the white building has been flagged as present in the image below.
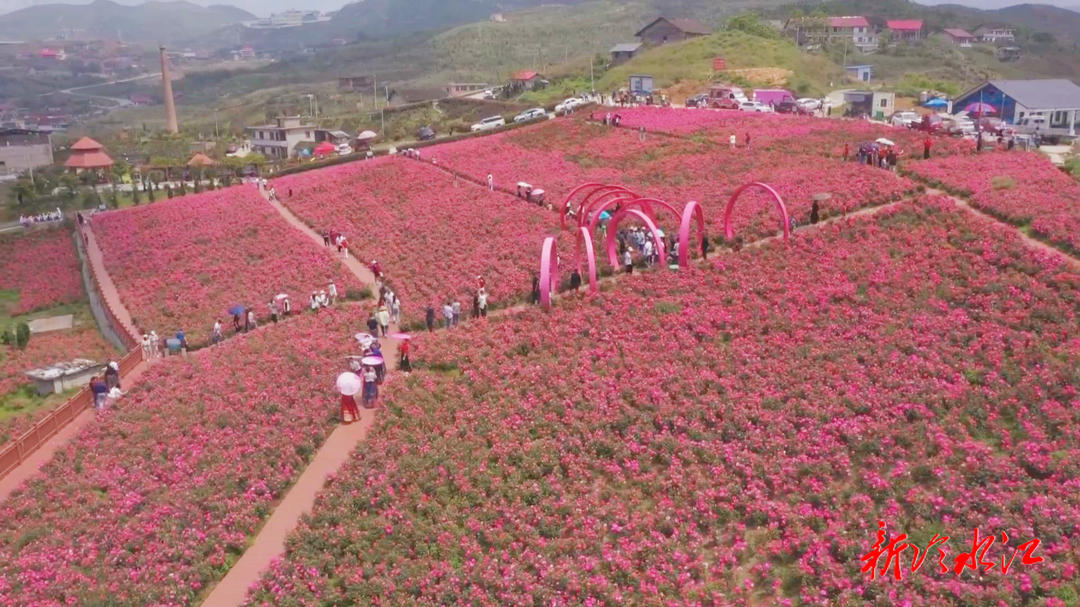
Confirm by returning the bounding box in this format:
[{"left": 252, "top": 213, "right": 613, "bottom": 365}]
[
  {"left": 246, "top": 116, "right": 317, "bottom": 160},
  {"left": 0, "top": 128, "right": 53, "bottom": 176}
]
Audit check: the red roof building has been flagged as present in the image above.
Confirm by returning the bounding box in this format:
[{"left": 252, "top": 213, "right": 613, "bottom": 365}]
[
  {"left": 887, "top": 20, "right": 925, "bottom": 41},
  {"left": 943, "top": 28, "right": 976, "bottom": 44},
  {"left": 826, "top": 16, "right": 875, "bottom": 50},
  {"left": 512, "top": 71, "right": 539, "bottom": 82},
  {"left": 828, "top": 16, "right": 870, "bottom": 29},
  {"left": 65, "top": 137, "right": 114, "bottom": 171}
]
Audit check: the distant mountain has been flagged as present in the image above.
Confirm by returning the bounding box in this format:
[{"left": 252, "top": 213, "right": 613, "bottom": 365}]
[
  {"left": 990, "top": 4, "right": 1080, "bottom": 42},
  {"left": 0, "top": 0, "right": 256, "bottom": 42}
]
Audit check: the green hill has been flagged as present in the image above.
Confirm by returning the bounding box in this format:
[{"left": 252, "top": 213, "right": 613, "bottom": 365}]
[
  {"left": 0, "top": 0, "right": 255, "bottom": 43},
  {"left": 597, "top": 30, "right": 846, "bottom": 97}
]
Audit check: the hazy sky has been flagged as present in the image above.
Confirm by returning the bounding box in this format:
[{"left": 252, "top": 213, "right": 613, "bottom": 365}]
[
  {"left": 0, "top": 0, "right": 355, "bottom": 17},
  {"left": 914, "top": 0, "right": 1077, "bottom": 8}
]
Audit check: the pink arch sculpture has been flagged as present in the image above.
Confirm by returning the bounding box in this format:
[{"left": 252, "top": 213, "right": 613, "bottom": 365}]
[
  {"left": 588, "top": 197, "right": 680, "bottom": 233},
  {"left": 573, "top": 226, "right": 598, "bottom": 294},
  {"left": 577, "top": 188, "right": 639, "bottom": 226},
  {"left": 560, "top": 183, "right": 638, "bottom": 230},
  {"left": 539, "top": 236, "right": 559, "bottom": 310},
  {"left": 678, "top": 200, "right": 706, "bottom": 268},
  {"left": 724, "top": 182, "right": 790, "bottom": 242},
  {"left": 581, "top": 194, "right": 650, "bottom": 230},
  {"left": 605, "top": 208, "right": 667, "bottom": 269}
]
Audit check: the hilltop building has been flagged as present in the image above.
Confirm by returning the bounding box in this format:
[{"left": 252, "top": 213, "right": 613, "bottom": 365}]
[
  {"left": 609, "top": 43, "right": 643, "bottom": 66},
  {"left": 887, "top": 20, "right": 924, "bottom": 42},
  {"left": 974, "top": 25, "right": 1016, "bottom": 43},
  {"left": 64, "top": 137, "right": 113, "bottom": 173},
  {"left": 954, "top": 79, "right": 1080, "bottom": 134},
  {"left": 0, "top": 128, "right": 53, "bottom": 177},
  {"left": 635, "top": 17, "right": 710, "bottom": 45}
]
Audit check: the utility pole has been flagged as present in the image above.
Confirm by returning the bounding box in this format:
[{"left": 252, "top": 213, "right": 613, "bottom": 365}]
[
  {"left": 373, "top": 75, "right": 378, "bottom": 110},
  {"left": 590, "top": 55, "right": 594, "bottom": 92}
]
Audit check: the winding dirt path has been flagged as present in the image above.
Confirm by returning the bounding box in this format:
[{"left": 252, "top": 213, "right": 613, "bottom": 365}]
[{"left": 200, "top": 187, "right": 400, "bottom": 607}]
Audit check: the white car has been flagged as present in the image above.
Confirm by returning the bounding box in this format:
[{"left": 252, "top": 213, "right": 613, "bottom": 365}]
[
  {"left": 797, "top": 98, "right": 822, "bottom": 111},
  {"left": 739, "top": 101, "right": 773, "bottom": 113},
  {"left": 555, "top": 98, "right": 584, "bottom": 115},
  {"left": 513, "top": 108, "right": 547, "bottom": 123},
  {"left": 471, "top": 115, "right": 506, "bottom": 132},
  {"left": 891, "top": 111, "right": 920, "bottom": 128}
]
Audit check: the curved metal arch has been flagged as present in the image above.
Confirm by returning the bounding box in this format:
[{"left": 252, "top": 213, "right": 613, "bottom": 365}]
[
  {"left": 573, "top": 226, "right": 599, "bottom": 295},
  {"left": 678, "top": 200, "right": 707, "bottom": 268},
  {"left": 539, "top": 236, "right": 559, "bottom": 311},
  {"left": 605, "top": 209, "right": 667, "bottom": 269},
  {"left": 588, "top": 197, "right": 680, "bottom": 234},
  {"left": 580, "top": 193, "right": 643, "bottom": 229},
  {"left": 577, "top": 186, "right": 638, "bottom": 223},
  {"left": 560, "top": 183, "right": 635, "bottom": 230},
  {"left": 724, "top": 182, "right": 790, "bottom": 242}
]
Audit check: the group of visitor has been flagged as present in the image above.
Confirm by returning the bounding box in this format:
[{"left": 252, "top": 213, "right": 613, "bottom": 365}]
[
  {"left": 310, "top": 282, "right": 337, "bottom": 311},
  {"left": 140, "top": 329, "right": 188, "bottom": 358},
  {"left": 515, "top": 182, "right": 546, "bottom": 206},
  {"left": 19, "top": 208, "right": 64, "bottom": 227},
  {"left": 89, "top": 361, "right": 124, "bottom": 411},
  {"left": 321, "top": 229, "right": 350, "bottom": 259}
]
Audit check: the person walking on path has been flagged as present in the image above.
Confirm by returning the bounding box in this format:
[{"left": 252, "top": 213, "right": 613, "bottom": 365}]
[
  {"left": 367, "top": 314, "right": 379, "bottom": 338},
  {"left": 142, "top": 333, "right": 152, "bottom": 358},
  {"left": 487, "top": 174, "right": 494, "bottom": 191},
  {"left": 247, "top": 308, "right": 258, "bottom": 331},
  {"left": 340, "top": 389, "right": 361, "bottom": 423},
  {"left": 376, "top": 305, "right": 391, "bottom": 337},
  {"left": 328, "top": 281, "right": 338, "bottom": 305},
  {"left": 478, "top": 288, "right": 488, "bottom": 317},
  {"left": 269, "top": 300, "right": 279, "bottom": 323},
  {"left": 923, "top": 136, "right": 932, "bottom": 160},
  {"left": 104, "top": 361, "right": 120, "bottom": 391},
  {"left": 531, "top": 274, "right": 541, "bottom": 304},
  {"left": 362, "top": 366, "right": 379, "bottom": 408},
  {"left": 391, "top": 296, "right": 402, "bottom": 325},
  {"left": 426, "top": 305, "right": 435, "bottom": 332},
  {"left": 212, "top": 320, "right": 223, "bottom": 345},
  {"left": 701, "top": 235, "right": 710, "bottom": 260},
  {"left": 570, "top": 269, "right": 581, "bottom": 292},
  {"left": 442, "top": 302, "right": 454, "bottom": 329},
  {"left": 371, "top": 341, "right": 385, "bottom": 383},
  {"left": 843, "top": 143, "right": 850, "bottom": 162},
  {"left": 322, "top": 230, "right": 331, "bottom": 247},
  {"left": 623, "top": 249, "right": 633, "bottom": 274},
  {"left": 176, "top": 329, "right": 187, "bottom": 352},
  {"left": 339, "top": 235, "right": 349, "bottom": 259},
  {"left": 91, "top": 376, "right": 109, "bottom": 410},
  {"left": 451, "top": 300, "right": 461, "bottom": 327},
  {"left": 810, "top": 201, "right": 820, "bottom": 225},
  {"left": 730, "top": 134, "right": 737, "bottom": 149},
  {"left": 472, "top": 292, "right": 480, "bottom": 319},
  {"left": 149, "top": 331, "right": 160, "bottom": 359},
  {"left": 399, "top": 339, "right": 412, "bottom": 373}
]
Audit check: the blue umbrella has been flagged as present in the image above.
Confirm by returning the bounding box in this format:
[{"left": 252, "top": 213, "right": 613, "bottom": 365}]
[
  {"left": 923, "top": 98, "right": 949, "bottom": 108},
  {"left": 228, "top": 305, "right": 246, "bottom": 316},
  {"left": 599, "top": 211, "right": 612, "bottom": 221}
]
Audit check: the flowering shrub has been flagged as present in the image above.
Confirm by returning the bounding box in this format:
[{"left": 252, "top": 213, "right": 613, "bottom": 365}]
[
  {"left": 91, "top": 187, "right": 361, "bottom": 343},
  {"left": 905, "top": 151, "right": 1080, "bottom": 255},
  {"left": 0, "top": 324, "right": 116, "bottom": 441},
  {"left": 272, "top": 157, "right": 558, "bottom": 322},
  {"left": 0, "top": 227, "right": 83, "bottom": 315},
  {"left": 247, "top": 199, "right": 1080, "bottom": 606},
  {"left": 0, "top": 308, "right": 362, "bottom": 605}
]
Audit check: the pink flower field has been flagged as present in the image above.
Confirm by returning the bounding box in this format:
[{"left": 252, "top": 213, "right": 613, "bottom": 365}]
[
  {"left": 432, "top": 118, "right": 914, "bottom": 240},
  {"left": 0, "top": 227, "right": 83, "bottom": 315},
  {"left": 272, "top": 157, "right": 558, "bottom": 322},
  {"left": 905, "top": 151, "right": 1080, "bottom": 255},
  {"left": 0, "top": 324, "right": 116, "bottom": 441},
  {"left": 91, "top": 187, "right": 362, "bottom": 344},
  {"left": 0, "top": 308, "right": 362, "bottom": 605},
  {"left": 247, "top": 198, "right": 1080, "bottom": 606}
]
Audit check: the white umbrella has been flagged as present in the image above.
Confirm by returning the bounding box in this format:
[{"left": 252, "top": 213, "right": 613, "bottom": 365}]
[
  {"left": 336, "top": 372, "right": 363, "bottom": 396},
  {"left": 532, "top": 189, "right": 545, "bottom": 197},
  {"left": 875, "top": 138, "right": 895, "bottom": 146},
  {"left": 357, "top": 130, "right": 378, "bottom": 140},
  {"left": 517, "top": 182, "right": 531, "bottom": 188},
  {"left": 354, "top": 333, "right": 374, "bottom": 346},
  {"left": 274, "top": 293, "right": 289, "bottom": 300}
]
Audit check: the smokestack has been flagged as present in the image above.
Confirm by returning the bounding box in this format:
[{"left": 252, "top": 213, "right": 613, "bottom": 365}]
[{"left": 159, "top": 46, "right": 178, "bottom": 133}]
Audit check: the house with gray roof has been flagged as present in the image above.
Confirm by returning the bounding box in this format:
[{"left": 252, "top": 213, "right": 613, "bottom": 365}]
[
  {"left": 953, "top": 79, "right": 1080, "bottom": 135},
  {"left": 609, "top": 42, "right": 643, "bottom": 65}
]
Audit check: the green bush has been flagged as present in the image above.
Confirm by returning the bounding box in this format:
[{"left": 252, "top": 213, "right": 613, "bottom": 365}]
[{"left": 15, "top": 322, "right": 30, "bottom": 350}]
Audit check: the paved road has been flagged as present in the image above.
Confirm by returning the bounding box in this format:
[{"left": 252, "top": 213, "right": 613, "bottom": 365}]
[{"left": 50, "top": 72, "right": 162, "bottom": 107}]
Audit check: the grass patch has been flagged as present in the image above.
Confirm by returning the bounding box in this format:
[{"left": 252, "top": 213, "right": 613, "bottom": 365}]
[{"left": 0, "top": 385, "right": 77, "bottom": 424}]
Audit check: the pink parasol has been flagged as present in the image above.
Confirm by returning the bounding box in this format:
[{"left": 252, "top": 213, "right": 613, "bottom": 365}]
[
  {"left": 964, "top": 102, "right": 996, "bottom": 115},
  {"left": 361, "top": 356, "right": 384, "bottom": 366},
  {"left": 389, "top": 332, "right": 412, "bottom": 340},
  {"left": 336, "top": 372, "right": 363, "bottom": 396}
]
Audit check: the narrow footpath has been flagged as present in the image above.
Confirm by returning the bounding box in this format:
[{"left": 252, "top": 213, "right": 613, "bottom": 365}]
[
  {"left": 200, "top": 189, "right": 400, "bottom": 607},
  {"left": 82, "top": 224, "right": 142, "bottom": 341}
]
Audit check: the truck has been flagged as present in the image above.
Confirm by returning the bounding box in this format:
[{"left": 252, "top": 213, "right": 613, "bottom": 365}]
[
  {"left": 752, "top": 89, "right": 795, "bottom": 107},
  {"left": 628, "top": 74, "right": 654, "bottom": 95},
  {"left": 706, "top": 85, "right": 749, "bottom": 110}
]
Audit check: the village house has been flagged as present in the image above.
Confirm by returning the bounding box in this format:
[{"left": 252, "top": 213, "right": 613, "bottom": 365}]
[
  {"left": 828, "top": 16, "right": 876, "bottom": 51},
  {"left": 246, "top": 116, "right": 316, "bottom": 160},
  {"left": 974, "top": 25, "right": 1016, "bottom": 44},
  {"left": 887, "top": 20, "right": 924, "bottom": 42},
  {"left": 510, "top": 71, "right": 545, "bottom": 91},
  {"left": 954, "top": 79, "right": 1080, "bottom": 135},
  {"left": 338, "top": 75, "right": 373, "bottom": 92},
  {"left": 635, "top": 17, "right": 711, "bottom": 45},
  {"left": 446, "top": 83, "right": 488, "bottom": 97},
  {"left": 943, "top": 29, "right": 977, "bottom": 45},
  {"left": 609, "top": 43, "right": 643, "bottom": 66}
]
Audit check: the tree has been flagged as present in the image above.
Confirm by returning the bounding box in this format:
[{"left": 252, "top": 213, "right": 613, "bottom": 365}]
[
  {"left": 148, "top": 183, "right": 156, "bottom": 202},
  {"left": 132, "top": 184, "right": 141, "bottom": 205},
  {"left": 110, "top": 158, "right": 130, "bottom": 183},
  {"left": 11, "top": 178, "right": 35, "bottom": 206},
  {"left": 15, "top": 322, "right": 30, "bottom": 350},
  {"left": 59, "top": 173, "right": 79, "bottom": 200},
  {"left": 166, "top": 185, "right": 174, "bottom": 199},
  {"left": 726, "top": 14, "right": 780, "bottom": 39}
]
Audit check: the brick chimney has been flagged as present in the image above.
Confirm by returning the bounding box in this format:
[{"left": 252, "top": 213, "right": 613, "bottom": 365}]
[{"left": 160, "top": 46, "right": 178, "bottom": 133}]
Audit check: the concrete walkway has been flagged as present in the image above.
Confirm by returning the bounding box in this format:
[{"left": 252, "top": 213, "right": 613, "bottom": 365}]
[{"left": 200, "top": 188, "right": 400, "bottom": 607}]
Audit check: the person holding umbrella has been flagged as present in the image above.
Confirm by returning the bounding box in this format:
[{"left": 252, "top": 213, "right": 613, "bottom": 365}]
[
  {"left": 336, "top": 371, "right": 362, "bottom": 423},
  {"left": 367, "top": 313, "right": 379, "bottom": 338}
]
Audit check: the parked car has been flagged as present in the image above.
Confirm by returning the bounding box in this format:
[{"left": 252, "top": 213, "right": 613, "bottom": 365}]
[
  {"left": 685, "top": 93, "right": 709, "bottom": 108},
  {"left": 775, "top": 100, "right": 812, "bottom": 116},
  {"left": 707, "top": 85, "right": 748, "bottom": 110},
  {"left": 891, "top": 111, "right": 921, "bottom": 128},
  {"left": 513, "top": 108, "right": 547, "bottom": 123},
  {"left": 470, "top": 115, "right": 506, "bottom": 132},
  {"left": 918, "top": 114, "right": 945, "bottom": 133},
  {"left": 797, "top": 98, "right": 822, "bottom": 111},
  {"left": 417, "top": 126, "right": 436, "bottom": 141},
  {"left": 739, "top": 101, "right": 773, "bottom": 113},
  {"left": 977, "top": 117, "right": 1007, "bottom": 135},
  {"left": 554, "top": 98, "right": 584, "bottom": 115},
  {"left": 946, "top": 117, "right": 976, "bottom": 136}
]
